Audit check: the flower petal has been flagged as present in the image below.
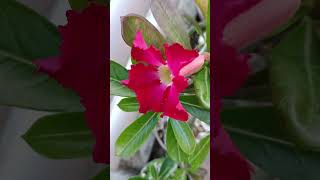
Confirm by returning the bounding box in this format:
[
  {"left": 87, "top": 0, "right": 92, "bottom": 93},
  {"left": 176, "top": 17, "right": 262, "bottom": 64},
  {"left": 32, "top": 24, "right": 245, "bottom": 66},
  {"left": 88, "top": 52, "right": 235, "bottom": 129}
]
[
  {"left": 165, "top": 43, "right": 199, "bottom": 76},
  {"left": 213, "top": 0, "right": 261, "bottom": 45},
  {"left": 131, "top": 31, "right": 165, "bottom": 66},
  {"left": 133, "top": 30, "right": 148, "bottom": 49},
  {"left": 215, "top": 45, "right": 250, "bottom": 97},
  {"left": 179, "top": 54, "right": 206, "bottom": 77},
  {"left": 124, "top": 63, "right": 166, "bottom": 113},
  {"left": 162, "top": 76, "right": 189, "bottom": 121},
  {"left": 213, "top": 128, "right": 253, "bottom": 180},
  {"left": 35, "top": 5, "right": 108, "bottom": 163}
]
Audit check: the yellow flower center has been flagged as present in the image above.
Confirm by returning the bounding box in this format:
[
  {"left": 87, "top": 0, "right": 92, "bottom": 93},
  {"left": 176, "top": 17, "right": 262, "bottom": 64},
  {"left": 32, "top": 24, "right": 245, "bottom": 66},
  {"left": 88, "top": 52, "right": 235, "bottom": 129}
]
[{"left": 159, "top": 65, "right": 172, "bottom": 85}]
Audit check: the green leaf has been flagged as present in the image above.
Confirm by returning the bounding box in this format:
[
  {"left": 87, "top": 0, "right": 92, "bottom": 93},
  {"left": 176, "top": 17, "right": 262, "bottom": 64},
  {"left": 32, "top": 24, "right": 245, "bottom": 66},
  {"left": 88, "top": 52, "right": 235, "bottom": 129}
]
[
  {"left": 22, "top": 112, "right": 94, "bottom": 159},
  {"left": 110, "top": 60, "right": 135, "bottom": 97},
  {"left": 0, "top": 0, "right": 82, "bottom": 112},
  {"left": 91, "top": 167, "right": 109, "bottom": 180},
  {"left": 115, "top": 112, "right": 160, "bottom": 158},
  {"left": 180, "top": 95, "right": 210, "bottom": 124},
  {"left": 151, "top": 0, "right": 191, "bottom": 48},
  {"left": 173, "top": 169, "right": 187, "bottom": 180},
  {"left": 221, "top": 106, "right": 320, "bottom": 180},
  {"left": 159, "top": 157, "right": 177, "bottom": 179},
  {"left": 229, "top": 129, "right": 320, "bottom": 180},
  {"left": 147, "top": 165, "right": 158, "bottom": 179},
  {"left": 166, "top": 121, "right": 189, "bottom": 163},
  {"left": 193, "top": 66, "right": 210, "bottom": 109},
  {"left": 117, "top": 97, "right": 139, "bottom": 112},
  {"left": 68, "top": 0, "right": 88, "bottom": 10},
  {"left": 169, "top": 119, "right": 196, "bottom": 155},
  {"left": 270, "top": 17, "right": 320, "bottom": 147},
  {"left": 121, "top": 14, "right": 166, "bottom": 50},
  {"left": 189, "top": 135, "right": 210, "bottom": 170},
  {"left": 129, "top": 177, "right": 147, "bottom": 180}
]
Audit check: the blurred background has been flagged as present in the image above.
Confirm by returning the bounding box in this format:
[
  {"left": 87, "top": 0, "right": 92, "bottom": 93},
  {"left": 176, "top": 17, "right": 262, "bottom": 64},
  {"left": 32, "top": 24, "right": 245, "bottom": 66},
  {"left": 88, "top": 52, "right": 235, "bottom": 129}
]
[{"left": 0, "top": 1, "right": 102, "bottom": 180}]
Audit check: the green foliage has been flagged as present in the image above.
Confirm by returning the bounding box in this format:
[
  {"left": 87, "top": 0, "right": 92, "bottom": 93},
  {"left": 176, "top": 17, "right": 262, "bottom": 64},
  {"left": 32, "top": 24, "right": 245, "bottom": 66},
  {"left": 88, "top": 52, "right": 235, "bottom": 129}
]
[
  {"left": 169, "top": 119, "right": 196, "bottom": 155},
  {"left": 121, "top": 14, "right": 166, "bottom": 51},
  {"left": 115, "top": 112, "right": 160, "bottom": 158},
  {"left": 166, "top": 122, "right": 189, "bottom": 163},
  {"left": 0, "top": 0, "right": 82, "bottom": 112},
  {"left": 189, "top": 135, "right": 210, "bottom": 170},
  {"left": 193, "top": 66, "right": 210, "bottom": 109},
  {"left": 270, "top": 17, "right": 320, "bottom": 147},
  {"left": 151, "top": 0, "right": 191, "bottom": 48},
  {"left": 110, "top": 60, "right": 135, "bottom": 97},
  {"left": 23, "top": 112, "right": 94, "bottom": 159}
]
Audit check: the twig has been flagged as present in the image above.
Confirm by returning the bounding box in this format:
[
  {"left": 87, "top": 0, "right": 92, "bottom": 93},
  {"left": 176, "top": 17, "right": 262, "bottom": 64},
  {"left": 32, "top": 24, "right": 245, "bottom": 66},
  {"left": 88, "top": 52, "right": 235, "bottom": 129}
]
[{"left": 153, "top": 130, "right": 167, "bottom": 151}]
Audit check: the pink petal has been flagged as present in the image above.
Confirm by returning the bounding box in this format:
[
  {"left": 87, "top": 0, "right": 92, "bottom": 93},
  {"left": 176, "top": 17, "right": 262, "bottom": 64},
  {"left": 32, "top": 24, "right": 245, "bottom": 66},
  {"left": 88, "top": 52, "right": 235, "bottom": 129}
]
[
  {"left": 223, "top": 0, "right": 301, "bottom": 49},
  {"left": 213, "top": 128, "right": 253, "bottom": 180},
  {"left": 35, "top": 5, "right": 108, "bottom": 163},
  {"left": 131, "top": 32, "right": 165, "bottom": 66},
  {"left": 162, "top": 76, "right": 189, "bottom": 121},
  {"left": 213, "top": 0, "right": 260, "bottom": 45},
  {"left": 123, "top": 63, "right": 166, "bottom": 113},
  {"left": 133, "top": 31, "right": 148, "bottom": 49},
  {"left": 164, "top": 43, "right": 199, "bottom": 77}
]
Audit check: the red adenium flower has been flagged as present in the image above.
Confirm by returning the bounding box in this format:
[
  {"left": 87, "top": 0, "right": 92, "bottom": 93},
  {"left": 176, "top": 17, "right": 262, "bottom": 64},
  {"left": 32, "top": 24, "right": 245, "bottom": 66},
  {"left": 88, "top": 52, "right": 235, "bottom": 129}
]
[
  {"left": 35, "top": 5, "right": 108, "bottom": 163},
  {"left": 123, "top": 31, "right": 205, "bottom": 121},
  {"left": 213, "top": 0, "right": 300, "bottom": 179}
]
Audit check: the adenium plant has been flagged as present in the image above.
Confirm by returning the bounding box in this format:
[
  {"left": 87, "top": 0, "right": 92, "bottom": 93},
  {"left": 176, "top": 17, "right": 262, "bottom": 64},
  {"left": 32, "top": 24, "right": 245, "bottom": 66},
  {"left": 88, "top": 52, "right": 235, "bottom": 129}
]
[{"left": 3, "top": 0, "right": 320, "bottom": 180}]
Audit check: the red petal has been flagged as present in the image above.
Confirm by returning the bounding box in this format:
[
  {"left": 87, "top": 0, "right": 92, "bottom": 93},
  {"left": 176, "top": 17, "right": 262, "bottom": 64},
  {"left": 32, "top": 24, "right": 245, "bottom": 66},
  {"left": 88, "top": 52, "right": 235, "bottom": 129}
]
[
  {"left": 213, "top": 128, "right": 253, "bottom": 180},
  {"left": 124, "top": 63, "right": 166, "bottom": 113},
  {"left": 35, "top": 5, "right": 108, "bottom": 163},
  {"left": 162, "top": 76, "right": 189, "bottom": 121},
  {"left": 131, "top": 31, "right": 165, "bottom": 66},
  {"left": 215, "top": 45, "right": 250, "bottom": 97},
  {"left": 164, "top": 43, "right": 199, "bottom": 76}
]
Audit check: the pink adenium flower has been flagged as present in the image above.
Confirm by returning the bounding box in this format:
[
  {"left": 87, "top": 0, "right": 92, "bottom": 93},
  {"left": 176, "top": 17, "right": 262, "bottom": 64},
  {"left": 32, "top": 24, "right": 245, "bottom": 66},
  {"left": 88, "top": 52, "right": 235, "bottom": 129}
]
[
  {"left": 35, "top": 5, "right": 108, "bottom": 163},
  {"left": 123, "top": 31, "right": 205, "bottom": 121},
  {"left": 213, "top": 0, "right": 300, "bottom": 179}
]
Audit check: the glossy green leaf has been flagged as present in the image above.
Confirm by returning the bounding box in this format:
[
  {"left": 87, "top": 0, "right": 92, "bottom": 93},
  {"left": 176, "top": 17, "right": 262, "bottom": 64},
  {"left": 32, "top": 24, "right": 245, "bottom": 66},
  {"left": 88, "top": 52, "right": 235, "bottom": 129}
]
[
  {"left": 117, "top": 97, "right": 139, "bottom": 112},
  {"left": 193, "top": 66, "right": 210, "bottom": 109},
  {"left": 166, "top": 121, "right": 189, "bottom": 163},
  {"left": 115, "top": 112, "right": 160, "bottom": 158},
  {"left": 180, "top": 95, "right": 210, "bottom": 124},
  {"left": 270, "top": 17, "right": 320, "bottom": 147},
  {"left": 0, "top": 0, "right": 82, "bottom": 112},
  {"left": 151, "top": 0, "right": 191, "bottom": 48},
  {"left": 91, "top": 167, "right": 109, "bottom": 180},
  {"left": 121, "top": 14, "right": 166, "bottom": 50},
  {"left": 159, "top": 157, "right": 177, "bottom": 179},
  {"left": 110, "top": 60, "right": 135, "bottom": 97},
  {"left": 22, "top": 112, "right": 94, "bottom": 159},
  {"left": 222, "top": 106, "right": 320, "bottom": 180},
  {"left": 189, "top": 135, "right": 210, "bottom": 170},
  {"left": 169, "top": 119, "right": 196, "bottom": 155}
]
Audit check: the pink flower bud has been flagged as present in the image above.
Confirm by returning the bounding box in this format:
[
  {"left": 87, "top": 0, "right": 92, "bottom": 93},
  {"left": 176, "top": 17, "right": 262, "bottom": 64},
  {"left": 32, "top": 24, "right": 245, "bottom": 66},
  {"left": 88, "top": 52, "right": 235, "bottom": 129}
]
[{"left": 223, "top": 0, "right": 301, "bottom": 49}]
